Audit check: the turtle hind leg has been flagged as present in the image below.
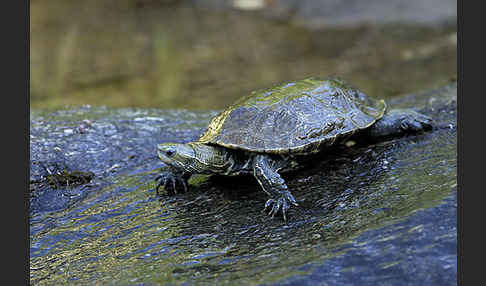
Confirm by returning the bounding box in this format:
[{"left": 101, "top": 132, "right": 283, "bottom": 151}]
[
  {"left": 252, "top": 155, "right": 298, "bottom": 222},
  {"left": 366, "top": 108, "right": 433, "bottom": 139}
]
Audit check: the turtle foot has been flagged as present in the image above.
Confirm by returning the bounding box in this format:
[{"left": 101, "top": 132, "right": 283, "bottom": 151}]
[
  {"left": 367, "top": 109, "right": 434, "bottom": 139},
  {"left": 155, "top": 171, "right": 188, "bottom": 195},
  {"left": 263, "top": 191, "right": 298, "bottom": 222},
  {"left": 398, "top": 110, "right": 433, "bottom": 132}
]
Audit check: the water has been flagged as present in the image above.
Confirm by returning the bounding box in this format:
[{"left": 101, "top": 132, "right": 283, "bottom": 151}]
[{"left": 30, "top": 0, "right": 456, "bottom": 111}]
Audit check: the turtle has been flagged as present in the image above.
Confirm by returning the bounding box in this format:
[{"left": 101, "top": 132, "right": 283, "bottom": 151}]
[{"left": 155, "top": 78, "right": 432, "bottom": 221}]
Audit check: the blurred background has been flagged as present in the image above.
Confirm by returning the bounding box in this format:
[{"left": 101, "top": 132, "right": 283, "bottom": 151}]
[{"left": 30, "top": 0, "right": 457, "bottom": 111}]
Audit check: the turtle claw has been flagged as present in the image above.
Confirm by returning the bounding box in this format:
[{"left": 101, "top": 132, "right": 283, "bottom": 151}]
[
  {"left": 155, "top": 171, "right": 188, "bottom": 195},
  {"left": 263, "top": 192, "right": 298, "bottom": 222}
]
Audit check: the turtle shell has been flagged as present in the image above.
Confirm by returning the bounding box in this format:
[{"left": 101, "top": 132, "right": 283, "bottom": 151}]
[{"left": 198, "top": 78, "right": 386, "bottom": 154}]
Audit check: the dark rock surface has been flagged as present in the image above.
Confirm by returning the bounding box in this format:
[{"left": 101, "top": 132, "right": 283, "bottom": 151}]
[{"left": 30, "top": 108, "right": 216, "bottom": 213}]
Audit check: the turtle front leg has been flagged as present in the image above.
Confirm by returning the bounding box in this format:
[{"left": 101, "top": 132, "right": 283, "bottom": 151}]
[
  {"left": 366, "top": 108, "right": 433, "bottom": 139},
  {"left": 252, "top": 155, "right": 298, "bottom": 221},
  {"left": 155, "top": 168, "right": 191, "bottom": 196}
]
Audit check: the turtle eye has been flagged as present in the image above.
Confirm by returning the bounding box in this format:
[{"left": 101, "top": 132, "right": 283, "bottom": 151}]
[{"left": 166, "top": 149, "right": 175, "bottom": 157}]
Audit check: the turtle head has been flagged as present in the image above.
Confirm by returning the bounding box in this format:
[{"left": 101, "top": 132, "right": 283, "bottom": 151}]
[
  {"left": 158, "top": 142, "right": 229, "bottom": 174},
  {"left": 157, "top": 143, "right": 197, "bottom": 172}
]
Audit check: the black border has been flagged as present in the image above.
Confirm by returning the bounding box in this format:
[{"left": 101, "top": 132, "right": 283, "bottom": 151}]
[
  {"left": 3, "top": 0, "right": 30, "bottom": 283},
  {"left": 27, "top": 0, "right": 31, "bottom": 283},
  {"left": 26, "top": 0, "right": 31, "bottom": 285},
  {"left": 456, "top": 0, "right": 462, "bottom": 283},
  {"left": 458, "top": 1, "right": 481, "bottom": 286}
]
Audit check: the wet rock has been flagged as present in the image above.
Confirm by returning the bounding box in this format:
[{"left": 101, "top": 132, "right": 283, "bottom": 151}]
[
  {"left": 30, "top": 82, "right": 456, "bottom": 285},
  {"left": 29, "top": 107, "right": 216, "bottom": 214}
]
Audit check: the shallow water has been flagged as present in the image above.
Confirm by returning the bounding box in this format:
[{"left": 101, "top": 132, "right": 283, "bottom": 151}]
[
  {"left": 30, "top": 0, "right": 456, "bottom": 111},
  {"left": 30, "top": 84, "right": 457, "bottom": 285}
]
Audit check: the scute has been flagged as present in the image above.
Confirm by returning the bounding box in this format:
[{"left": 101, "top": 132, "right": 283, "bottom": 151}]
[{"left": 198, "top": 78, "right": 386, "bottom": 154}]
